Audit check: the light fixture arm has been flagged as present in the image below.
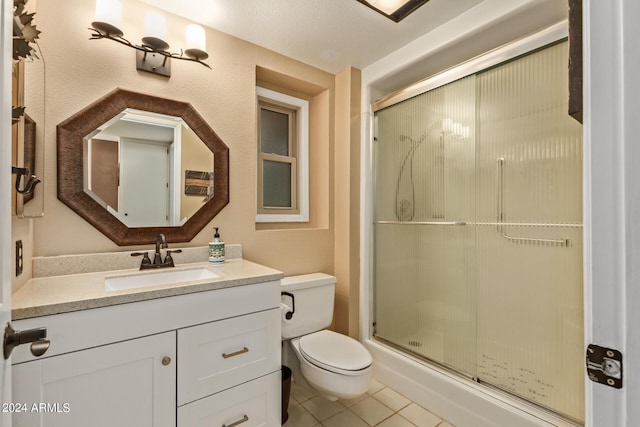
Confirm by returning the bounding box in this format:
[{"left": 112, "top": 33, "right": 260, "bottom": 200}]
[{"left": 89, "top": 28, "right": 211, "bottom": 70}]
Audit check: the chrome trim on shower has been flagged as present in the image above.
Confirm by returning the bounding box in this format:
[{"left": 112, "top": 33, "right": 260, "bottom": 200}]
[
  {"left": 377, "top": 220, "right": 580, "bottom": 228},
  {"left": 496, "top": 157, "right": 569, "bottom": 246},
  {"left": 371, "top": 22, "right": 568, "bottom": 112},
  {"left": 477, "top": 222, "right": 581, "bottom": 228}
]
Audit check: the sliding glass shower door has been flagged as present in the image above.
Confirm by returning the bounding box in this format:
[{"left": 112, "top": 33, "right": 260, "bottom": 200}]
[{"left": 373, "top": 41, "right": 584, "bottom": 422}]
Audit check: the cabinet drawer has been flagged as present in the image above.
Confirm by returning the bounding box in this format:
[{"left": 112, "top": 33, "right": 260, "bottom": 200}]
[
  {"left": 178, "top": 372, "right": 280, "bottom": 427},
  {"left": 178, "top": 309, "right": 280, "bottom": 405}
]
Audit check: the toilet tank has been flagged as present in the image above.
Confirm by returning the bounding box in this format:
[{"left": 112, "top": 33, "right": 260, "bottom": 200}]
[{"left": 281, "top": 273, "right": 336, "bottom": 339}]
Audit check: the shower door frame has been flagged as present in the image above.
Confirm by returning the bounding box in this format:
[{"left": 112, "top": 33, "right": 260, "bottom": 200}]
[
  {"left": 362, "top": 9, "right": 640, "bottom": 426},
  {"left": 369, "top": 21, "right": 582, "bottom": 425},
  {"left": 581, "top": 0, "right": 638, "bottom": 425}
]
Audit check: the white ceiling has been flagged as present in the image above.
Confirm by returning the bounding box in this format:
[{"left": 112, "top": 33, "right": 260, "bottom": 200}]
[{"left": 140, "top": 0, "right": 486, "bottom": 74}]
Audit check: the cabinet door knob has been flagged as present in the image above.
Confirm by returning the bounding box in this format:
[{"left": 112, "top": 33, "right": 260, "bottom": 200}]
[{"left": 162, "top": 356, "right": 171, "bottom": 366}]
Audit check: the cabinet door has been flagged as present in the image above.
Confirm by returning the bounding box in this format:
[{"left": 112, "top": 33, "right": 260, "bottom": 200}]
[
  {"left": 178, "top": 309, "right": 280, "bottom": 405},
  {"left": 178, "top": 372, "right": 280, "bottom": 427},
  {"left": 12, "top": 331, "right": 176, "bottom": 427}
]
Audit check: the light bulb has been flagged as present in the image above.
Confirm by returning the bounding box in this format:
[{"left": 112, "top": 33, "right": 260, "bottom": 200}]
[
  {"left": 367, "top": 0, "right": 409, "bottom": 15},
  {"left": 92, "top": 0, "right": 122, "bottom": 36},
  {"left": 142, "top": 11, "right": 169, "bottom": 51},
  {"left": 185, "top": 24, "right": 208, "bottom": 60}
]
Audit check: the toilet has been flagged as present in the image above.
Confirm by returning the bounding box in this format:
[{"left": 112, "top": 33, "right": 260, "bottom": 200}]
[{"left": 281, "top": 273, "right": 372, "bottom": 401}]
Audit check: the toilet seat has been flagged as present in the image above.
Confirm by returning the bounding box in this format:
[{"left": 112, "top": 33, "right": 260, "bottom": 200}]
[{"left": 297, "top": 330, "right": 372, "bottom": 376}]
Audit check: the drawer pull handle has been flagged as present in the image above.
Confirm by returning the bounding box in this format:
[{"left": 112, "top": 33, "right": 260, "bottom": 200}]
[
  {"left": 223, "top": 414, "right": 249, "bottom": 427},
  {"left": 222, "top": 347, "right": 249, "bottom": 359}
]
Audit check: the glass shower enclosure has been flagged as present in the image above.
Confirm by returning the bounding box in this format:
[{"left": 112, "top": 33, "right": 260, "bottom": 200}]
[{"left": 373, "top": 41, "right": 584, "bottom": 422}]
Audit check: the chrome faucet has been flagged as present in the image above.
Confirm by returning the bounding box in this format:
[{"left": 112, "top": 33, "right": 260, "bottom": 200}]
[{"left": 131, "top": 234, "right": 182, "bottom": 270}]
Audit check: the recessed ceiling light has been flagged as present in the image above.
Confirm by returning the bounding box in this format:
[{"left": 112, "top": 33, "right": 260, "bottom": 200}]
[{"left": 356, "top": 0, "right": 431, "bottom": 22}]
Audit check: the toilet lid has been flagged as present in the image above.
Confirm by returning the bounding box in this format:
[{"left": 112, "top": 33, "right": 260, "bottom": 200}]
[{"left": 299, "top": 330, "right": 373, "bottom": 374}]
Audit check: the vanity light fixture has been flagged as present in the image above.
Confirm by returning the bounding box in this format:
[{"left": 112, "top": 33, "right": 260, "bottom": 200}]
[
  {"left": 89, "top": 0, "right": 210, "bottom": 77},
  {"left": 355, "top": 0, "right": 431, "bottom": 22}
]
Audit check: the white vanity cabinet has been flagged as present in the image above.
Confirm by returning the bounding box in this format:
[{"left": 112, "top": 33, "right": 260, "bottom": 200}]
[
  {"left": 178, "top": 372, "right": 280, "bottom": 427},
  {"left": 13, "top": 332, "right": 176, "bottom": 427},
  {"left": 10, "top": 279, "right": 282, "bottom": 427},
  {"left": 177, "top": 310, "right": 281, "bottom": 427}
]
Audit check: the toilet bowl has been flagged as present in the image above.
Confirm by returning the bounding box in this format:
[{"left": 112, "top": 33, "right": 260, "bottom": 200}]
[
  {"left": 281, "top": 273, "right": 372, "bottom": 401},
  {"left": 290, "top": 330, "right": 372, "bottom": 400}
]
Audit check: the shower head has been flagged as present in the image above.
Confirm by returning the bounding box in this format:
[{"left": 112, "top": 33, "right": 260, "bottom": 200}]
[{"left": 399, "top": 133, "right": 427, "bottom": 146}]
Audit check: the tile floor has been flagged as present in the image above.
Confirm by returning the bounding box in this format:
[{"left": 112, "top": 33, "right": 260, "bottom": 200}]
[{"left": 284, "top": 378, "right": 455, "bottom": 427}]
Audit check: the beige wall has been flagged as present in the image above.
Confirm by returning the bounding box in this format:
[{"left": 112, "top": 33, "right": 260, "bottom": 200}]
[
  {"left": 333, "top": 67, "right": 361, "bottom": 338},
  {"left": 10, "top": 0, "right": 360, "bottom": 296}
]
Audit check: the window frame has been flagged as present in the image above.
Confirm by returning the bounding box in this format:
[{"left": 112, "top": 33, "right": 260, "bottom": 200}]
[{"left": 256, "top": 87, "right": 309, "bottom": 223}]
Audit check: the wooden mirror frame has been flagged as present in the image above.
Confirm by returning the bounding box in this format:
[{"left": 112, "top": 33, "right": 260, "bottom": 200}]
[{"left": 57, "top": 88, "right": 230, "bottom": 246}]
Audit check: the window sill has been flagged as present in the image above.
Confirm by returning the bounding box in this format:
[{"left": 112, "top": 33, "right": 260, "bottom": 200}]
[{"left": 256, "top": 213, "right": 309, "bottom": 223}]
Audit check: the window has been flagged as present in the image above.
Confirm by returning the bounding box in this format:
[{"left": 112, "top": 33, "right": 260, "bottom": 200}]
[{"left": 256, "top": 87, "right": 309, "bottom": 222}]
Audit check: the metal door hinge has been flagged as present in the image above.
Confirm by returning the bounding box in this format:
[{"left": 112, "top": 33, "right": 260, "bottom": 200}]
[{"left": 586, "top": 344, "right": 622, "bottom": 389}]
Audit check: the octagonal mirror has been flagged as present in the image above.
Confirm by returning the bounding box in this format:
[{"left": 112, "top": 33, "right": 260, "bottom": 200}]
[{"left": 57, "top": 88, "right": 229, "bottom": 245}]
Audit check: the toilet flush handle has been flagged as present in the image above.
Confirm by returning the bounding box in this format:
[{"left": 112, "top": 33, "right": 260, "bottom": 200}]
[{"left": 281, "top": 292, "right": 295, "bottom": 320}]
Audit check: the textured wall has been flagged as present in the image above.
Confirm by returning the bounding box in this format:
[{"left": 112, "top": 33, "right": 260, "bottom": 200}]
[{"left": 18, "top": 0, "right": 343, "bottom": 280}]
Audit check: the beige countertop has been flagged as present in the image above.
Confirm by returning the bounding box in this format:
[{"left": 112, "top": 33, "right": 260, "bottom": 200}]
[{"left": 12, "top": 259, "right": 283, "bottom": 320}]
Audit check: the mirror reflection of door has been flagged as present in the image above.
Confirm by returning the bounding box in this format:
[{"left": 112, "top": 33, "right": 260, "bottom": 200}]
[
  {"left": 119, "top": 138, "right": 170, "bottom": 227},
  {"left": 89, "top": 138, "right": 119, "bottom": 210}
]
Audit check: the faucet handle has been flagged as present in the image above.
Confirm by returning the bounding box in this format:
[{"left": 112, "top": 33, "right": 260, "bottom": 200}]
[
  {"left": 164, "top": 249, "right": 182, "bottom": 267},
  {"left": 131, "top": 252, "right": 151, "bottom": 269}
]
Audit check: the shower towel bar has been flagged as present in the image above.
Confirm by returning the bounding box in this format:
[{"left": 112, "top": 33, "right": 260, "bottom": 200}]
[
  {"left": 376, "top": 221, "right": 466, "bottom": 226},
  {"left": 496, "top": 157, "right": 569, "bottom": 246}
]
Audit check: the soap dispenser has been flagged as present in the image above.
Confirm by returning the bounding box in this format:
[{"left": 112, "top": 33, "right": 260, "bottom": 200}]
[{"left": 208, "top": 227, "right": 225, "bottom": 264}]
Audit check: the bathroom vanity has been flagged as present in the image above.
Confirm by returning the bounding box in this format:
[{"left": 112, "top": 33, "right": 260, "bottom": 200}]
[{"left": 10, "top": 258, "right": 283, "bottom": 426}]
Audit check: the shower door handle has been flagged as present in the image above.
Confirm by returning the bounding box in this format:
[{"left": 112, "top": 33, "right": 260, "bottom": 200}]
[{"left": 495, "top": 157, "right": 569, "bottom": 246}]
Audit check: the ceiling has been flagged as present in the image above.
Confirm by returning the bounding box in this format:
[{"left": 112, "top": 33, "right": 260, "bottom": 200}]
[{"left": 139, "top": 0, "right": 486, "bottom": 74}]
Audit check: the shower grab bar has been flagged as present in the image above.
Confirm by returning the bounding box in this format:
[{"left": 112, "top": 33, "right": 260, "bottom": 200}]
[
  {"left": 376, "top": 221, "right": 466, "bottom": 226},
  {"left": 496, "top": 157, "right": 569, "bottom": 246}
]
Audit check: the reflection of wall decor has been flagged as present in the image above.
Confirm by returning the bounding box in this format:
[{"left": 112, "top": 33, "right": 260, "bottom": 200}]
[
  {"left": 10, "top": 110, "right": 41, "bottom": 199},
  {"left": 12, "top": 0, "right": 41, "bottom": 123},
  {"left": 185, "top": 170, "right": 214, "bottom": 198},
  {"left": 23, "top": 115, "right": 36, "bottom": 202},
  {"left": 11, "top": 0, "right": 44, "bottom": 218},
  {"left": 12, "top": 106, "right": 26, "bottom": 124}
]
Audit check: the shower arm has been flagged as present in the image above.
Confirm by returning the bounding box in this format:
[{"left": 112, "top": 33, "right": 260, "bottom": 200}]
[{"left": 496, "top": 157, "right": 569, "bottom": 246}]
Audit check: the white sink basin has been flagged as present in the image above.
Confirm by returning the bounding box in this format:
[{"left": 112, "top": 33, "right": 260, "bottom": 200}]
[{"left": 105, "top": 267, "right": 219, "bottom": 291}]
